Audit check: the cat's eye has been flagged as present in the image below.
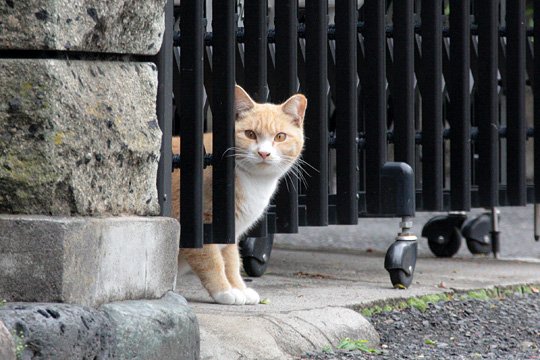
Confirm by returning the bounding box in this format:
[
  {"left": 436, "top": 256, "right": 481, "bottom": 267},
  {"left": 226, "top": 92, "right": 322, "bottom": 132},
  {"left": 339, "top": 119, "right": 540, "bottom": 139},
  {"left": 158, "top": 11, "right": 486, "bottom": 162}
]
[
  {"left": 244, "top": 130, "right": 257, "bottom": 140},
  {"left": 274, "top": 132, "right": 287, "bottom": 142}
]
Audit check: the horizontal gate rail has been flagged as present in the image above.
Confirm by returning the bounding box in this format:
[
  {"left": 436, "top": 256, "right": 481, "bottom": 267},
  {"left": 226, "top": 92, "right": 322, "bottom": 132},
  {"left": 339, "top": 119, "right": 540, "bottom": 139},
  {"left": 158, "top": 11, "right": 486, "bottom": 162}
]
[{"left": 173, "top": 23, "right": 535, "bottom": 47}]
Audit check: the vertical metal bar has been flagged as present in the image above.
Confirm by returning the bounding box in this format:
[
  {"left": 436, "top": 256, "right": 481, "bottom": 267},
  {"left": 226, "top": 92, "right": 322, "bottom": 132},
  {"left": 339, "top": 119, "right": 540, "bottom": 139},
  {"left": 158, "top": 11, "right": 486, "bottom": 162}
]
[
  {"left": 535, "top": 0, "right": 540, "bottom": 204},
  {"left": 156, "top": 0, "right": 174, "bottom": 218},
  {"left": 244, "top": 0, "right": 269, "bottom": 238},
  {"left": 363, "top": 0, "right": 386, "bottom": 214},
  {"left": 449, "top": 0, "right": 471, "bottom": 211},
  {"left": 303, "top": 0, "right": 329, "bottom": 225},
  {"left": 420, "top": 0, "right": 443, "bottom": 211},
  {"left": 274, "top": 0, "right": 299, "bottom": 233},
  {"left": 476, "top": 0, "right": 499, "bottom": 208},
  {"left": 392, "top": 0, "right": 415, "bottom": 167},
  {"left": 178, "top": 0, "right": 204, "bottom": 248},
  {"left": 244, "top": 0, "right": 268, "bottom": 102},
  {"left": 335, "top": 0, "right": 358, "bottom": 224},
  {"left": 506, "top": 0, "right": 527, "bottom": 205},
  {"left": 212, "top": 0, "right": 236, "bottom": 243}
]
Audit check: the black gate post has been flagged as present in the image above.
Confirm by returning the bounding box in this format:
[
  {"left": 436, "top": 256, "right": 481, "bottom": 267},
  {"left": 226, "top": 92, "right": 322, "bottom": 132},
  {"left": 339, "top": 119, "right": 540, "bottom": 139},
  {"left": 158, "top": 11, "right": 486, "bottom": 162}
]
[
  {"left": 178, "top": 0, "right": 205, "bottom": 248},
  {"left": 156, "top": 0, "right": 174, "bottom": 218},
  {"left": 363, "top": 0, "right": 387, "bottom": 214},
  {"left": 335, "top": 0, "right": 359, "bottom": 224},
  {"left": 212, "top": 0, "right": 237, "bottom": 244},
  {"left": 274, "top": 0, "right": 300, "bottom": 233},
  {"left": 303, "top": 0, "right": 329, "bottom": 225},
  {"left": 449, "top": 0, "right": 472, "bottom": 211},
  {"left": 420, "top": 0, "right": 443, "bottom": 211}
]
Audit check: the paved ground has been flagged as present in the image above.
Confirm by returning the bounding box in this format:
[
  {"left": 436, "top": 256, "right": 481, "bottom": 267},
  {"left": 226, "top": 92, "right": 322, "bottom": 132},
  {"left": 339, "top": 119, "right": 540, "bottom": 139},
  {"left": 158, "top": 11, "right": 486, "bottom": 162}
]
[{"left": 176, "top": 246, "right": 540, "bottom": 359}]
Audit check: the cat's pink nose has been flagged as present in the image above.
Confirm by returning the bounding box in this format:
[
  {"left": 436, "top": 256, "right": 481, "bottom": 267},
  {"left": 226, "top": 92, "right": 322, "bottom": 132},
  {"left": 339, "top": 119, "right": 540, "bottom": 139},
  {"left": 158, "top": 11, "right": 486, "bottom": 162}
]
[{"left": 258, "top": 151, "right": 271, "bottom": 160}]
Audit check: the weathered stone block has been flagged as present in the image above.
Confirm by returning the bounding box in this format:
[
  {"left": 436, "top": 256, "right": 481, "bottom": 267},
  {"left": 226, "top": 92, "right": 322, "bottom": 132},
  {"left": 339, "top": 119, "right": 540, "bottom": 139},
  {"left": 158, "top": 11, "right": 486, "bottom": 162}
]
[
  {"left": 0, "top": 303, "right": 112, "bottom": 359},
  {"left": 0, "top": 0, "right": 165, "bottom": 55},
  {"left": 101, "top": 292, "right": 200, "bottom": 360},
  {"left": 0, "top": 215, "right": 180, "bottom": 306},
  {"left": 0, "top": 320, "right": 15, "bottom": 360},
  {"left": 0, "top": 59, "right": 161, "bottom": 216},
  {"left": 0, "top": 293, "right": 199, "bottom": 360}
]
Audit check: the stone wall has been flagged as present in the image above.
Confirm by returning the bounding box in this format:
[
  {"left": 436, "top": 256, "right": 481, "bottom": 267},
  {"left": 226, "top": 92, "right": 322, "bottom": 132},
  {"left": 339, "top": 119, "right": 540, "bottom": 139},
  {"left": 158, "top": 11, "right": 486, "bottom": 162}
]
[
  {"left": 0, "top": 0, "right": 165, "bottom": 54},
  {"left": 0, "top": 59, "right": 161, "bottom": 216},
  {"left": 0, "top": 0, "right": 167, "bottom": 216},
  {"left": 0, "top": 0, "right": 179, "bottom": 304}
]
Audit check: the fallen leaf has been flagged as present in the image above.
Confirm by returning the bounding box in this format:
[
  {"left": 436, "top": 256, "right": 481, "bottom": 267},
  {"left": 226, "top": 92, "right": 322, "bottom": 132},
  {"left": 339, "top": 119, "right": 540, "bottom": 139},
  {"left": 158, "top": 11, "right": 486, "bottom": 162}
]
[
  {"left": 294, "top": 271, "right": 336, "bottom": 280},
  {"left": 531, "top": 287, "right": 539, "bottom": 293},
  {"left": 260, "top": 298, "right": 270, "bottom": 305}
]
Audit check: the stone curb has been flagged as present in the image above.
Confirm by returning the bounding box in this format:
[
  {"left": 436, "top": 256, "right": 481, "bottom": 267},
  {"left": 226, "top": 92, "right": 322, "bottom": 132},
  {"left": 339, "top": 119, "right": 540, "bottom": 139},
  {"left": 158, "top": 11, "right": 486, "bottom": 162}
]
[
  {"left": 0, "top": 292, "right": 199, "bottom": 360},
  {"left": 197, "top": 307, "right": 379, "bottom": 360}
]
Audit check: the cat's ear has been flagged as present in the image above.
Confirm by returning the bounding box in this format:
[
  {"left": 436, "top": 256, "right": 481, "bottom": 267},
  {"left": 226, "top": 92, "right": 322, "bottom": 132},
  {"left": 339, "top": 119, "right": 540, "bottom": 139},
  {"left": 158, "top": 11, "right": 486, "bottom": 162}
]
[
  {"left": 235, "top": 85, "right": 256, "bottom": 117},
  {"left": 281, "top": 94, "right": 307, "bottom": 127}
]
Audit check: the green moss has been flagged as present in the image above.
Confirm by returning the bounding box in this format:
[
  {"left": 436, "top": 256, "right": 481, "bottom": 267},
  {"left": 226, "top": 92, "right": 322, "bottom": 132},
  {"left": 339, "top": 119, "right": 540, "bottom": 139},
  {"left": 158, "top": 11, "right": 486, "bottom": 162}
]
[
  {"left": 12, "top": 330, "right": 26, "bottom": 359},
  {"left": 466, "top": 290, "right": 490, "bottom": 301},
  {"left": 337, "top": 338, "right": 380, "bottom": 354},
  {"left": 356, "top": 285, "right": 539, "bottom": 319},
  {"left": 407, "top": 297, "right": 428, "bottom": 312}
]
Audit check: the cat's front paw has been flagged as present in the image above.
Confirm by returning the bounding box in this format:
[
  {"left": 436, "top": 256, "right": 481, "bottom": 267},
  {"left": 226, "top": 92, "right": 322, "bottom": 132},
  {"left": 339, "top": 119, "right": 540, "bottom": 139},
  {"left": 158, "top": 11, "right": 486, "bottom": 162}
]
[
  {"left": 212, "top": 289, "right": 246, "bottom": 305},
  {"left": 243, "top": 288, "right": 260, "bottom": 305}
]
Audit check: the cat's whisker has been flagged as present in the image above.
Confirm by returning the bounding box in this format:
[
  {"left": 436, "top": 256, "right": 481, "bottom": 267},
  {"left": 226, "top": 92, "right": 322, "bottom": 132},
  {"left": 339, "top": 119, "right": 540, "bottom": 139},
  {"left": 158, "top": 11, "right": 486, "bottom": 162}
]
[{"left": 282, "top": 155, "right": 319, "bottom": 174}]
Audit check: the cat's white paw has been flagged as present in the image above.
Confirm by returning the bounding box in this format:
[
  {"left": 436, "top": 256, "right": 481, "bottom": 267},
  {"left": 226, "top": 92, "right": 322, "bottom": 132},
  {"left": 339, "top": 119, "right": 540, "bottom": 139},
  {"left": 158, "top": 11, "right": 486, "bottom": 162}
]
[
  {"left": 243, "top": 288, "right": 260, "bottom": 305},
  {"left": 212, "top": 290, "right": 236, "bottom": 305},
  {"left": 230, "top": 288, "right": 247, "bottom": 305},
  {"left": 212, "top": 289, "right": 246, "bottom": 305}
]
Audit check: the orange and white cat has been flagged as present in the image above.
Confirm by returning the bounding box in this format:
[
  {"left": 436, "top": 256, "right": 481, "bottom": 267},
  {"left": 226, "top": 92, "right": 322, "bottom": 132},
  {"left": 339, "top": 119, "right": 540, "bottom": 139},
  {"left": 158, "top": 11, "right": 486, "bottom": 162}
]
[{"left": 173, "top": 85, "right": 307, "bottom": 305}]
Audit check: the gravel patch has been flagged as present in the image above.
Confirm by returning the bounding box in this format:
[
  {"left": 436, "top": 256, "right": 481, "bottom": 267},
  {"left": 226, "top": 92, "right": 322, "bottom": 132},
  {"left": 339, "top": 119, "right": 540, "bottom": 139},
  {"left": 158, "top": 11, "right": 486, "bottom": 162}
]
[{"left": 300, "top": 292, "right": 540, "bottom": 360}]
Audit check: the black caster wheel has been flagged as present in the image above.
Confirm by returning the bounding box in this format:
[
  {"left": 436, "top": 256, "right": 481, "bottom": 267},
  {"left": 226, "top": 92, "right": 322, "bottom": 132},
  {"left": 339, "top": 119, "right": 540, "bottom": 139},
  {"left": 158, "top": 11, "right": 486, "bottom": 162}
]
[
  {"left": 242, "top": 257, "right": 268, "bottom": 277},
  {"left": 388, "top": 269, "right": 413, "bottom": 289},
  {"left": 239, "top": 233, "right": 274, "bottom": 277},
  {"left": 385, "top": 240, "right": 418, "bottom": 289},
  {"left": 422, "top": 214, "right": 467, "bottom": 258},
  {"left": 462, "top": 213, "right": 492, "bottom": 255}
]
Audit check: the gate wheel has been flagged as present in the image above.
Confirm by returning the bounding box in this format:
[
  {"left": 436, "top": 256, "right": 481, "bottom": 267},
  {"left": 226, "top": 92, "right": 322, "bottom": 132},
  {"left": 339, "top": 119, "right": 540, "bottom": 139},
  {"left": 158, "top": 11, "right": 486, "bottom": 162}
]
[
  {"left": 388, "top": 269, "right": 413, "bottom": 289},
  {"left": 240, "top": 234, "right": 274, "bottom": 277},
  {"left": 422, "top": 214, "right": 467, "bottom": 258},
  {"left": 427, "top": 228, "right": 463, "bottom": 258},
  {"left": 462, "top": 213, "right": 492, "bottom": 255}
]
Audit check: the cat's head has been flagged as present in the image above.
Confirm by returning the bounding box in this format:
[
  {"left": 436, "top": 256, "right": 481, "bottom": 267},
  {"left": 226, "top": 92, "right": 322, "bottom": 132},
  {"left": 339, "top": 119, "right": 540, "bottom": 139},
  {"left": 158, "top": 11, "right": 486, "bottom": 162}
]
[{"left": 233, "top": 85, "right": 307, "bottom": 178}]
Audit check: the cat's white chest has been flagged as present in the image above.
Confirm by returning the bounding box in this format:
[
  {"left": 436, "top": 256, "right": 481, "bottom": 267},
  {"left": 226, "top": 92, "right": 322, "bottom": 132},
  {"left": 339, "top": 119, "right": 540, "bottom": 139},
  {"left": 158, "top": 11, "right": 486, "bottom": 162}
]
[{"left": 235, "top": 174, "right": 278, "bottom": 238}]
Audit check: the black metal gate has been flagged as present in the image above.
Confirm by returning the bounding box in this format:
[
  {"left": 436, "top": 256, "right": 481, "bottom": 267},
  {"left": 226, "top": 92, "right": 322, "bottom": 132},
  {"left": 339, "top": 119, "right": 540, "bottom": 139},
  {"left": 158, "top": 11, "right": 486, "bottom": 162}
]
[{"left": 157, "top": 0, "right": 538, "bottom": 287}]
